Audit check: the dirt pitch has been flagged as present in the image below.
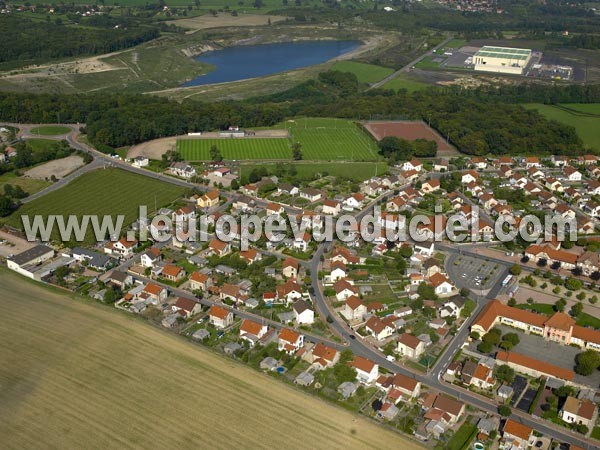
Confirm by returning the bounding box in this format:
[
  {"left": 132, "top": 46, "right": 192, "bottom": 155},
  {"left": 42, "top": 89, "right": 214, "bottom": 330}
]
[
  {"left": 0, "top": 269, "right": 423, "bottom": 450},
  {"left": 23, "top": 155, "right": 84, "bottom": 180},
  {"left": 362, "top": 120, "right": 458, "bottom": 156}
]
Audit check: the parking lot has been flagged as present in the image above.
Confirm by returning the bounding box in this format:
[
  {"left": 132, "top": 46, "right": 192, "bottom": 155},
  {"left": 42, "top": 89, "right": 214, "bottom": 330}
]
[{"left": 448, "top": 254, "right": 505, "bottom": 292}]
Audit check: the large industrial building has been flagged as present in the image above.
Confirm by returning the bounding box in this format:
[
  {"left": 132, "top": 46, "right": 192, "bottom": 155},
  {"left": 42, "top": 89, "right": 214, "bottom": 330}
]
[{"left": 473, "top": 46, "right": 532, "bottom": 75}]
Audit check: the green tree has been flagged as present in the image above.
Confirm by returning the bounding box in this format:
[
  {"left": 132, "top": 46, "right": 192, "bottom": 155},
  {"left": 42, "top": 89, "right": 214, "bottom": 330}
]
[
  {"left": 498, "top": 405, "right": 511, "bottom": 417},
  {"left": 494, "top": 364, "right": 515, "bottom": 384},
  {"left": 554, "top": 298, "right": 566, "bottom": 312},
  {"left": 570, "top": 302, "right": 583, "bottom": 318},
  {"left": 509, "top": 264, "right": 522, "bottom": 276},
  {"left": 461, "top": 298, "right": 476, "bottom": 317},
  {"left": 575, "top": 350, "right": 600, "bottom": 376},
  {"left": 292, "top": 142, "right": 302, "bottom": 160},
  {"left": 209, "top": 144, "right": 223, "bottom": 162}
]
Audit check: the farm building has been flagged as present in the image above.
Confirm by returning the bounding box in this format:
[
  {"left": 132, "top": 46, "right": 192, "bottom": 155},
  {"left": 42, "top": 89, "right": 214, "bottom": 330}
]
[{"left": 473, "top": 46, "right": 532, "bottom": 75}]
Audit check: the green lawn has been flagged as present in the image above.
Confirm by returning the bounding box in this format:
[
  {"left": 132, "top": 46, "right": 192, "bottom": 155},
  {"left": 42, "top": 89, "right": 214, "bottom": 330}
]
[
  {"left": 330, "top": 61, "right": 394, "bottom": 84},
  {"left": 561, "top": 103, "right": 600, "bottom": 115},
  {"left": 4, "top": 168, "right": 183, "bottom": 244},
  {"left": 444, "top": 38, "right": 467, "bottom": 49},
  {"left": 575, "top": 312, "right": 600, "bottom": 329},
  {"left": 382, "top": 75, "right": 429, "bottom": 93},
  {"left": 29, "top": 126, "right": 71, "bottom": 136},
  {"left": 26, "top": 138, "right": 61, "bottom": 152},
  {"left": 415, "top": 56, "right": 443, "bottom": 70},
  {"left": 592, "top": 426, "right": 600, "bottom": 440},
  {"left": 444, "top": 420, "right": 476, "bottom": 450},
  {"left": 523, "top": 103, "right": 600, "bottom": 149},
  {"left": 178, "top": 138, "right": 290, "bottom": 161},
  {"left": 0, "top": 172, "right": 50, "bottom": 196}
]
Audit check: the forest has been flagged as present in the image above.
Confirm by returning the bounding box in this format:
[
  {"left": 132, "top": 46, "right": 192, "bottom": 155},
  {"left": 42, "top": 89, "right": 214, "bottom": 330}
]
[
  {"left": 0, "top": 16, "right": 161, "bottom": 64},
  {"left": 0, "top": 72, "right": 598, "bottom": 156}
]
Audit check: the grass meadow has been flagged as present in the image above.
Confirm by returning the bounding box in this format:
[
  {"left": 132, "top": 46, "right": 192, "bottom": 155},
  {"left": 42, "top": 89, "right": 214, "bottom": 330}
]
[
  {"left": 523, "top": 103, "right": 600, "bottom": 149},
  {"left": 331, "top": 61, "right": 394, "bottom": 84},
  {"left": 0, "top": 268, "right": 420, "bottom": 450},
  {"left": 4, "top": 168, "right": 183, "bottom": 243},
  {"left": 29, "top": 125, "right": 71, "bottom": 136}
]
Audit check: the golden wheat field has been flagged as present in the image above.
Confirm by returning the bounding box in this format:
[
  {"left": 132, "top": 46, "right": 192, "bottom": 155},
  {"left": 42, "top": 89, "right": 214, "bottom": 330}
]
[{"left": 0, "top": 269, "right": 422, "bottom": 450}]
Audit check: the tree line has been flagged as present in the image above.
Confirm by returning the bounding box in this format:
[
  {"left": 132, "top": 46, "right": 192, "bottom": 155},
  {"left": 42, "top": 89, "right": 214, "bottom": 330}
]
[{"left": 0, "top": 72, "right": 597, "bottom": 157}]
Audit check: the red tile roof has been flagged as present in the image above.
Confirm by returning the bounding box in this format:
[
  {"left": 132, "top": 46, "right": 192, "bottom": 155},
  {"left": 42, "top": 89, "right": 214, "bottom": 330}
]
[
  {"left": 350, "top": 355, "right": 376, "bottom": 373},
  {"left": 503, "top": 419, "right": 532, "bottom": 441},
  {"left": 496, "top": 350, "right": 574, "bottom": 381}
]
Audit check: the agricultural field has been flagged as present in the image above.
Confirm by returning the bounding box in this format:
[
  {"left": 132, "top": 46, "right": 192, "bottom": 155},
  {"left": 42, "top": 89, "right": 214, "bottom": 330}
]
[
  {"left": 29, "top": 125, "right": 71, "bottom": 136},
  {"left": 3, "top": 168, "right": 183, "bottom": 243},
  {"left": 330, "top": 61, "right": 394, "bottom": 84},
  {"left": 362, "top": 120, "right": 455, "bottom": 153},
  {"left": 523, "top": 103, "right": 600, "bottom": 149},
  {"left": 282, "top": 118, "right": 380, "bottom": 161},
  {"left": 0, "top": 268, "right": 417, "bottom": 450},
  {"left": 177, "top": 138, "right": 291, "bottom": 161}
]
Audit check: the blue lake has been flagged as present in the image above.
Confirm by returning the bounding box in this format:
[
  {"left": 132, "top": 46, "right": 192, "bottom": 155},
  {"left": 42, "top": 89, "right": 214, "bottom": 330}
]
[{"left": 182, "top": 40, "right": 361, "bottom": 87}]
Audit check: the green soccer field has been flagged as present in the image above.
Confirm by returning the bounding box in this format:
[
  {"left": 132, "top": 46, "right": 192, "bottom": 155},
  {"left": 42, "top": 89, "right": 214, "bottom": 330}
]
[
  {"left": 177, "top": 138, "right": 291, "bottom": 161},
  {"left": 282, "top": 118, "right": 380, "bottom": 161},
  {"left": 4, "top": 168, "right": 184, "bottom": 244},
  {"left": 177, "top": 118, "right": 380, "bottom": 161}
]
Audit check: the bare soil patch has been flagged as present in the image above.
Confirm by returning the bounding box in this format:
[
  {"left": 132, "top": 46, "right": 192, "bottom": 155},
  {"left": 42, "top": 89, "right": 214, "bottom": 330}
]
[
  {"left": 128, "top": 136, "right": 179, "bottom": 160},
  {"left": 23, "top": 155, "right": 84, "bottom": 180},
  {"left": 0, "top": 230, "right": 34, "bottom": 258}
]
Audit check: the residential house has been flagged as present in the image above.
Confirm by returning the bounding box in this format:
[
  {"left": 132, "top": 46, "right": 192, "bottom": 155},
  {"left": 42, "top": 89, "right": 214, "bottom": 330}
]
[
  {"left": 239, "top": 248, "right": 261, "bottom": 264},
  {"left": 433, "top": 159, "right": 449, "bottom": 172},
  {"left": 276, "top": 280, "right": 303, "bottom": 305},
  {"left": 282, "top": 258, "right": 299, "bottom": 279},
  {"left": 344, "top": 193, "right": 365, "bottom": 210},
  {"left": 439, "top": 296, "right": 465, "bottom": 319},
  {"left": 140, "top": 247, "right": 161, "bottom": 268},
  {"left": 197, "top": 190, "right": 219, "bottom": 208},
  {"left": 104, "top": 237, "right": 138, "bottom": 259},
  {"left": 334, "top": 279, "right": 358, "bottom": 301},
  {"left": 350, "top": 356, "right": 379, "bottom": 384},
  {"left": 564, "top": 166, "right": 582, "bottom": 182},
  {"left": 208, "top": 238, "right": 231, "bottom": 256},
  {"left": 208, "top": 305, "right": 234, "bottom": 329},
  {"left": 502, "top": 419, "right": 534, "bottom": 450},
  {"left": 300, "top": 188, "right": 322, "bottom": 202},
  {"left": 293, "top": 299, "right": 315, "bottom": 325},
  {"left": 397, "top": 333, "right": 425, "bottom": 359},
  {"left": 172, "top": 297, "right": 202, "bottom": 318},
  {"left": 470, "top": 157, "right": 487, "bottom": 170},
  {"left": 170, "top": 162, "right": 197, "bottom": 179},
  {"left": 322, "top": 199, "right": 341, "bottom": 216},
  {"left": 561, "top": 397, "right": 596, "bottom": 428},
  {"left": 461, "top": 170, "right": 478, "bottom": 184},
  {"left": 421, "top": 178, "right": 440, "bottom": 194},
  {"left": 430, "top": 272, "right": 454, "bottom": 296},
  {"left": 189, "top": 271, "right": 211, "bottom": 291},
  {"left": 239, "top": 319, "right": 268, "bottom": 347},
  {"left": 524, "top": 156, "right": 541, "bottom": 168},
  {"left": 461, "top": 361, "right": 495, "bottom": 389},
  {"left": 342, "top": 295, "right": 367, "bottom": 321},
  {"left": 140, "top": 283, "right": 167, "bottom": 305},
  {"left": 278, "top": 328, "right": 304, "bottom": 354},
  {"left": 293, "top": 232, "right": 311, "bottom": 252},
  {"left": 402, "top": 158, "right": 423, "bottom": 172},
  {"left": 306, "top": 342, "right": 340, "bottom": 369},
  {"left": 266, "top": 202, "right": 284, "bottom": 216},
  {"left": 330, "top": 260, "right": 347, "bottom": 282},
  {"left": 160, "top": 264, "right": 185, "bottom": 282},
  {"left": 365, "top": 316, "right": 395, "bottom": 341}
]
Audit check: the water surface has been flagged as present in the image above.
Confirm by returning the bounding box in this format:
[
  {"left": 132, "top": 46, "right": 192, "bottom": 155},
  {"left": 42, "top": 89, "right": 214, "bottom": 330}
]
[{"left": 182, "top": 40, "right": 361, "bottom": 87}]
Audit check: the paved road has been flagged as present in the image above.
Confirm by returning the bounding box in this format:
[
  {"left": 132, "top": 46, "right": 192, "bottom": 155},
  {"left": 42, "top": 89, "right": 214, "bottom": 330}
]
[{"left": 369, "top": 35, "right": 453, "bottom": 90}]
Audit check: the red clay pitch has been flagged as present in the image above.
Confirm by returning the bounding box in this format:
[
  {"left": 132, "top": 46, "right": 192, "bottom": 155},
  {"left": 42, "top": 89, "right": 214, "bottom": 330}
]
[{"left": 362, "top": 120, "right": 454, "bottom": 152}]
